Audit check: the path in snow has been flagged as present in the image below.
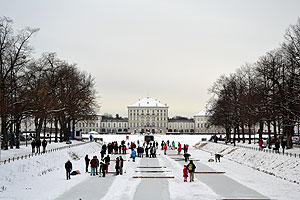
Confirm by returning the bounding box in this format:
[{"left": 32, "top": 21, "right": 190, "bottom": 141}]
[
  {"left": 169, "top": 149, "right": 270, "bottom": 200},
  {"left": 133, "top": 157, "right": 170, "bottom": 200},
  {"left": 55, "top": 154, "right": 122, "bottom": 200}
]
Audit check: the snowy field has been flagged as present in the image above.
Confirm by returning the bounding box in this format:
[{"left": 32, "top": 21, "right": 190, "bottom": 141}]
[{"left": 0, "top": 134, "right": 300, "bottom": 200}]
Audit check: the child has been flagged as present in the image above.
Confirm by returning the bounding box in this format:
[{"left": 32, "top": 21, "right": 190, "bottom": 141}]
[{"left": 183, "top": 165, "right": 188, "bottom": 182}]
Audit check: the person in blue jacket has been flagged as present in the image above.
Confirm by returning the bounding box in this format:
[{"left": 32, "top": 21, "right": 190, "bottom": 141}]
[{"left": 131, "top": 148, "right": 137, "bottom": 162}]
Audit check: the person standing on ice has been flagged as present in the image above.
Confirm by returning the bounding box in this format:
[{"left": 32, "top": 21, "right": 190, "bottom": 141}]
[
  {"left": 90, "top": 156, "right": 97, "bottom": 176},
  {"left": 183, "top": 165, "right": 188, "bottom": 182},
  {"left": 31, "top": 139, "right": 36, "bottom": 153},
  {"left": 36, "top": 139, "right": 41, "bottom": 153},
  {"left": 131, "top": 148, "right": 136, "bottom": 162},
  {"left": 183, "top": 152, "right": 191, "bottom": 162},
  {"left": 115, "top": 157, "right": 120, "bottom": 175},
  {"left": 186, "top": 160, "right": 196, "bottom": 182},
  {"left": 119, "top": 156, "right": 124, "bottom": 175},
  {"left": 85, "top": 155, "right": 90, "bottom": 173},
  {"left": 164, "top": 144, "right": 167, "bottom": 155},
  {"left": 281, "top": 139, "right": 286, "bottom": 154},
  {"left": 42, "top": 139, "right": 47, "bottom": 153},
  {"left": 65, "top": 160, "right": 72, "bottom": 180},
  {"left": 178, "top": 143, "right": 182, "bottom": 154}
]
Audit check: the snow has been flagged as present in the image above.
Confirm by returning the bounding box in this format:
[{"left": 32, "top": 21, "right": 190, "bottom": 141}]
[
  {"left": 128, "top": 97, "right": 167, "bottom": 107},
  {"left": 1, "top": 134, "right": 300, "bottom": 200}
]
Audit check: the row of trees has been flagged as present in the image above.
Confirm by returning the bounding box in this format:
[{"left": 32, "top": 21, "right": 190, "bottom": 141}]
[
  {"left": 0, "top": 17, "right": 98, "bottom": 150},
  {"left": 208, "top": 18, "right": 300, "bottom": 149}
]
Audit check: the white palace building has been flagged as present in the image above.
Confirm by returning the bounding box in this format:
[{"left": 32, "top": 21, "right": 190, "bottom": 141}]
[{"left": 75, "top": 97, "right": 222, "bottom": 135}]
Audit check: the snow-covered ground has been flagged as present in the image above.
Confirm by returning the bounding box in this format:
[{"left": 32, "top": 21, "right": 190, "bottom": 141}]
[{"left": 0, "top": 134, "right": 299, "bottom": 200}]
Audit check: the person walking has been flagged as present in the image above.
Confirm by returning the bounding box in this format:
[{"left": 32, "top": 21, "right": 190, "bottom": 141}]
[
  {"left": 31, "top": 139, "right": 36, "bottom": 153},
  {"left": 131, "top": 148, "right": 136, "bottom": 162},
  {"left": 178, "top": 143, "right": 182, "bottom": 154},
  {"left": 275, "top": 139, "right": 280, "bottom": 153},
  {"left": 36, "top": 139, "right": 41, "bottom": 153},
  {"left": 281, "top": 139, "right": 286, "bottom": 154},
  {"left": 99, "top": 162, "right": 105, "bottom": 177},
  {"left": 183, "top": 165, "right": 188, "bottom": 182},
  {"left": 115, "top": 157, "right": 120, "bottom": 175},
  {"left": 42, "top": 139, "right": 47, "bottom": 153},
  {"left": 119, "top": 156, "right": 124, "bottom": 175},
  {"left": 65, "top": 160, "right": 72, "bottom": 180},
  {"left": 85, "top": 155, "right": 90, "bottom": 173},
  {"left": 95, "top": 156, "right": 99, "bottom": 175},
  {"left": 183, "top": 152, "right": 191, "bottom": 162},
  {"left": 90, "top": 156, "right": 97, "bottom": 176},
  {"left": 186, "top": 160, "right": 196, "bottom": 182},
  {"left": 163, "top": 144, "right": 167, "bottom": 155}
]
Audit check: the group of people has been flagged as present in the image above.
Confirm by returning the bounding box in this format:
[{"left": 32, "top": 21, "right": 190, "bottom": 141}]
[
  {"left": 258, "top": 138, "right": 287, "bottom": 153},
  {"left": 31, "top": 139, "right": 47, "bottom": 153},
  {"left": 64, "top": 138, "right": 198, "bottom": 183}
]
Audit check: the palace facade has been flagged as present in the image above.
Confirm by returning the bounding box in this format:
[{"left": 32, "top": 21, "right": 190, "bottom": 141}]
[{"left": 75, "top": 97, "right": 222, "bottom": 134}]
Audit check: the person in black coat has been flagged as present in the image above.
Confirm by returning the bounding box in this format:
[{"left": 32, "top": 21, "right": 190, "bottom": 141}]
[
  {"left": 115, "top": 157, "right": 120, "bottom": 175},
  {"left": 31, "top": 139, "right": 36, "bottom": 153},
  {"left": 183, "top": 152, "right": 191, "bottom": 162},
  {"left": 85, "top": 155, "right": 90, "bottom": 173},
  {"left": 36, "top": 139, "right": 41, "bottom": 153},
  {"left": 42, "top": 139, "right": 47, "bottom": 153},
  {"left": 281, "top": 140, "right": 286, "bottom": 154},
  {"left": 65, "top": 160, "right": 73, "bottom": 180}
]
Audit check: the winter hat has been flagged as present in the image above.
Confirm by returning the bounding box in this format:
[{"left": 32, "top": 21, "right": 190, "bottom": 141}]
[{"left": 184, "top": 165, "right": 186, "bottom": 167}]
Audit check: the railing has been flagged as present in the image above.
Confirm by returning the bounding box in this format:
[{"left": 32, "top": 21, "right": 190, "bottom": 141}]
[{"left": 0, "top": 141, "right": 91, "bottom": 165}]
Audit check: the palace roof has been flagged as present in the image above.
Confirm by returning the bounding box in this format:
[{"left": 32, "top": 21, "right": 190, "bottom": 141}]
[{"left": 128, "top": 97, "right": 168, "bottom": 107}]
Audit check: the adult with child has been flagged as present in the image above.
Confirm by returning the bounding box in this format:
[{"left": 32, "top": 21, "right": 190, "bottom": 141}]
[{"left": 186, "top": 160, "right": 196, "bottom": 182}]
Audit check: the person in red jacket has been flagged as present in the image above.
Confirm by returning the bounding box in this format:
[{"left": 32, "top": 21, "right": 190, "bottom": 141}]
[
  {"left": 164, "top": 144, "right": 167, "bottom": 155},
  {"left": 183, "top": 165, "right": 188, "bottom": 182},
  {"left": 259, "top": 139, "right": 263, "bottom": 150},
  {"left": 178, "top": 143, "right": 182, "bottom": 154}
]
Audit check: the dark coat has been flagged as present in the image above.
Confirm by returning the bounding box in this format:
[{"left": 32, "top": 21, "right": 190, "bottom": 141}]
[
  {"left": 65, "top": 161, "right": 72, "bottom": 171},
  {"left": 85, "top": 156, "right": 90, "bottom": 164},
  {"left": 90, "top": 158, "right": 97, "bottom": 168},
  {"left": 186, "top": 162, "right": 196, "bottom": 173}
]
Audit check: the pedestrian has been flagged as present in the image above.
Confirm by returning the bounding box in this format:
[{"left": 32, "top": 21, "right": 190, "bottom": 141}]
[
  {"left": 36, "top": 139, "right": 41, "bottom": 153},
  {"left": 115, "top": 157, "right": 120, "bottom": 175},
  {"left": 275, "top": 140, "right": 280, "bottom": 153},
  {"left": 178, "top": 143, "right": 182, "bottom": 154},
  {"left": 31, "top": 139, "right": 36, "bottom": 153},
  {"left": 119, "top": 156, "right": 124, "bottom": 175},
  {"left": 131, "top": 148, "right": 136, "bottom": 162},
  {"left": 100, "top": 149, "right": 105, "bottom": 159},
  {"left": 85, "top": 155, "right": 90, "bottom": 173},
  {"left": 183, "top": 144, "right": 187, "bottom": 153},
  {"left": 186, "top": 160, "right": 196, "bottom": 182},
  {"left": 95, "top": 156, "right": 99, "bottom": 175},
  {"left": 145, "top": 145, "right": 149, "bottom": 157},
  {"left": 281, "top": 139, "right": 286, "bottom": 154},
  {"left": 164, "top": 144, "right": 167, "bottom": 155},
  {"left": 65, "top": 160, "right": 72, "bottom": 180},
  {"left": 90, "top": 156, "right": 97, "bottom": 176},
  {"left": 185, "top": 144, "right": 189, "bottom": 152},
  {"left": 42, "top": 139, "right": 47, "bottom": 153},
  {"left": 183, "top": 152, "right": 191, "bottom": 162},
  {"left": 259, "top": 139, "right": 263, "bottom": 150},
  {"left": 100, "top": 162, "right": 105, "bottom": 177},
  {"left": 183, "top": 165, "right": 188, "bottom": 182}
]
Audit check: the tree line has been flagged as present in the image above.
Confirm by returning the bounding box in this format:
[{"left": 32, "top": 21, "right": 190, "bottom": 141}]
[
  {"left": 0, "top": 17, "right": 98, "bottom": 150},
  {"left": 208, "top": 18, "right": 300, "bottom": 149}
]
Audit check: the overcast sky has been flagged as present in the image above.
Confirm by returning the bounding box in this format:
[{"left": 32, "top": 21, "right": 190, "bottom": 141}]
[{"left": 1, "top": 0, "right": 300, "bottom": 118}]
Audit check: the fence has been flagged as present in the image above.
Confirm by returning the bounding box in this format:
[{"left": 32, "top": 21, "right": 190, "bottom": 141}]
[
  {"left": 0, "top": 141, "right": 91, "bottom": 165},
  {"left": 213, "top": 141, "right": 300, "bottom": 159}
]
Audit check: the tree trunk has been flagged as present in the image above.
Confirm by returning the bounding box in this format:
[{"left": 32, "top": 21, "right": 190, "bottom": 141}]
[
  {"left": 273, "top": 120, "right": 277, "bottom": 140},
  {"left": 248, "top": 125, "right": 251, "bottom": 144},
  {"left": 258, "top": 121, "right": 264, "bottom": 142},
  {"left": 15, "top": 120, "right": 21, "bottom": 149},
  {"left": 1, "top": 117, "right": 8, "bottom": 150},
  {"left": 54, "top": 118, "right": 58, "bottom": 143},
  {"left": 267, "top": 120, "right": 271, "bottom": 144},
  {"left": 233, "top": 127, "right": 236, "bottom": 146}
]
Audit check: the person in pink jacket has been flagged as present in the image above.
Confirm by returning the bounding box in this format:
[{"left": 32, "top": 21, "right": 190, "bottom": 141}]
[{"left": 183, "top": 165, "right": 188, "bottom": 182}]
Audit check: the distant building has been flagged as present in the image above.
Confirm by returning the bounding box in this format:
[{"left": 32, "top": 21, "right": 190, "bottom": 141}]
[
  {"left": 194, "top": 108, "right": 222, "bottom": 133},
  {"left": 168, "top": 116, "right": 194, "bottom": 133},
  {"left": 127, "top": 97, "right": 169, "bottom": 134},
  {"left": 100, "top": 115, "right": 128, "bottom": 134}
]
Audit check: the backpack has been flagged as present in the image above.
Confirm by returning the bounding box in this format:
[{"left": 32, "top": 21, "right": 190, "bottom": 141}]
[{"left": 188, "top": 164, "right": 193, "bottom": 171}]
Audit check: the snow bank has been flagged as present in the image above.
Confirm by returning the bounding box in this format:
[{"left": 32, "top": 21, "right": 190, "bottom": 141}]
[
  {"left": 195, "top": 142, "right": 300, "bottom": 185},
  {"left": 0, "top": 142, "right": 101, "bottom": 200}
]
